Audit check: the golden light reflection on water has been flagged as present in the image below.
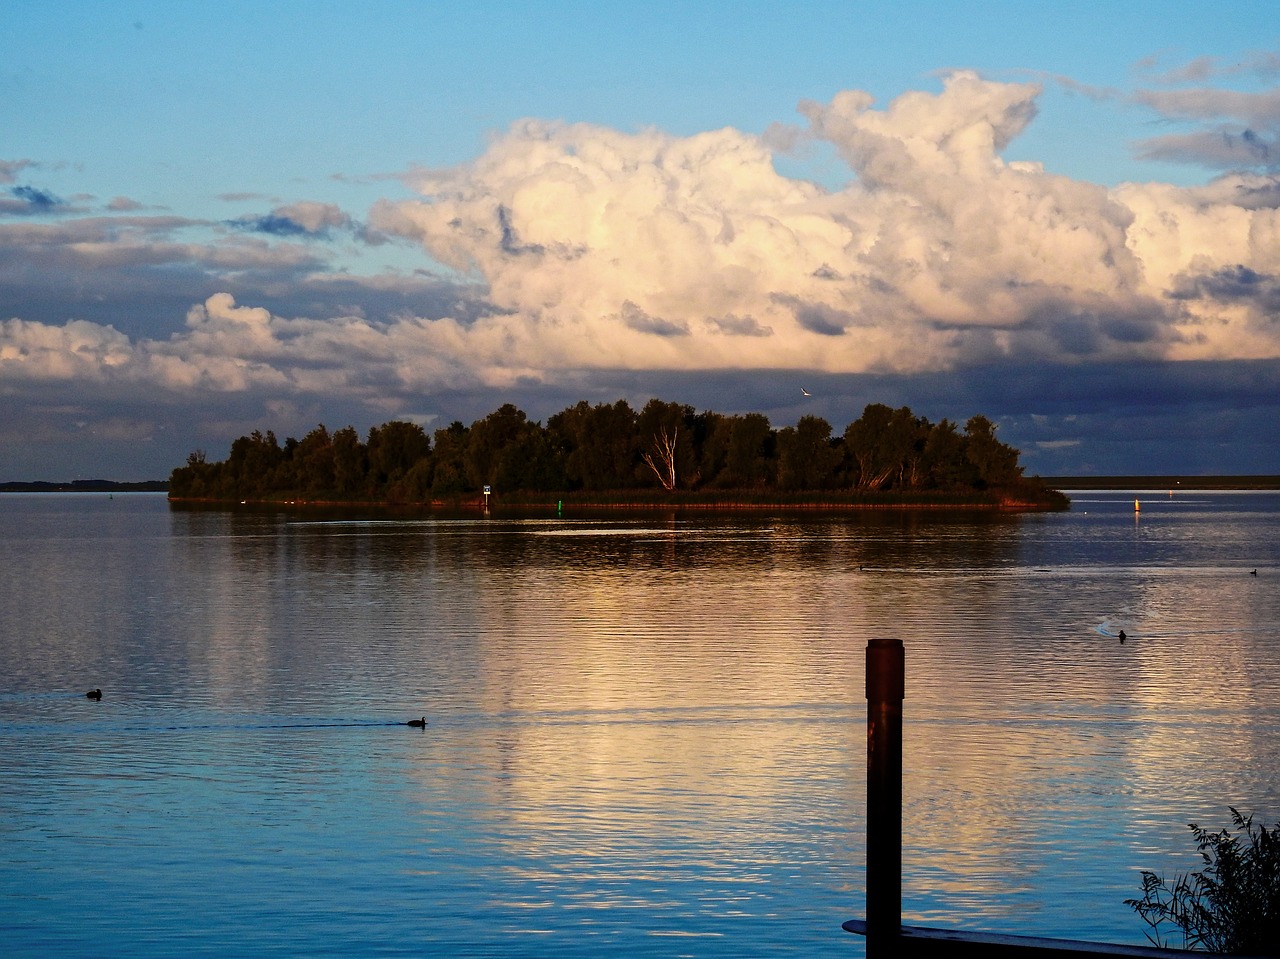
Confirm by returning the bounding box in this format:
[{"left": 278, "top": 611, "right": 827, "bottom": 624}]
[
  {"left": 4, "top": 496, "right": 1276, "bottom": 954},
  {"left": 890, "top": 548, "right": 1279, "bottom": 933},
  {"left": 279, "top": 510, "right": 1271, "bottom": 943}
]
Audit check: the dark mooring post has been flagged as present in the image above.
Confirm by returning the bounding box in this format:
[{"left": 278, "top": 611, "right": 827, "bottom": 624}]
[{"left": 866, "top": 638, "right": 904, "bottom": 956}]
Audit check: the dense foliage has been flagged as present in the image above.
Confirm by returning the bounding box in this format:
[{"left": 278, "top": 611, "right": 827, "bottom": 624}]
[
  {"left": 168, "top": 398, "right": 1065, "bottom": 506},
  {"left": 1126, "top": 808, "right": 1280, "bottom": 955}
]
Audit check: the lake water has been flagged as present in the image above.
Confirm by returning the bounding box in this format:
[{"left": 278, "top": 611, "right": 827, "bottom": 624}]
[{"left": 1, "top": 491, "right": 1277, "bottom": 957}]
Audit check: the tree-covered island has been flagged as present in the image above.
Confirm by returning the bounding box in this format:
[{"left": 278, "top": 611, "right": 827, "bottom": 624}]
[{"left": 168, "top": 399, "right": 1068, "bottom": 509}]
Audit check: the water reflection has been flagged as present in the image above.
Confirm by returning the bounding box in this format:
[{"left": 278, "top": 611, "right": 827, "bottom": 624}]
[{"left": 1, "top": 493, "right": 1277, "bottom": 956}]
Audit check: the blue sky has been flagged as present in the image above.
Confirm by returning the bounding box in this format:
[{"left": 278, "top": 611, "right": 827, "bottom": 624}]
[{"left": 3, "top": 1, "right": 1280, "bottom": 480}]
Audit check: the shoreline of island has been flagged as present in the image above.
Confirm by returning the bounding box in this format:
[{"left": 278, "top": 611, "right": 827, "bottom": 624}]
[{"left": 9, "top": 476, "right": 1277, "bottom": 504}]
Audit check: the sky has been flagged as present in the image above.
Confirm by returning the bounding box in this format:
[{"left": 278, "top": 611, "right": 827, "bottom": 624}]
[{"left": 3, "top": 0, "right": 1280, "bottom": 481}]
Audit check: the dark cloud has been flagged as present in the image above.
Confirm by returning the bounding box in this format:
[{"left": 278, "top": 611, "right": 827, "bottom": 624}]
[
  {"left": 0, "top": 259, "right": 483, "bottom": 341},
  {"left": 1242, "top": 128, "right": 1272, "bottom": 161},
  {"left": 231, "top": 212, "right": 317, "bottom": 237},
  {"left": 0, "top": 210, "right": 482, "bottom": 339},
  {"left": 794, "top": 358, "right": 1280, "bottom": 475},
  {"left": 1135, "top": 128, "right": 1279, "bottom": 169},
  {"left": 0, "top": 219, "right": 329, "bottom": 336},
  {"left": 496, "top": 204, "right": 544, "bottom": 256},
  {"left": 1168, "top": 264, "right": 1280, "bottom": 311},
  {"left": 1130, "top": 83, "right": 1280, "bottom": 170},
  {"left": 4, "top": 351, "right": 1279, "bottom": 481},
  {"left": 465, "top": 358, "right": 1280, "bottom": 477},
  {"left": 707, "top": 314, "right": 773, "bottom": 337},
  {"left": 1225, "top": 176, "right": 1280, "bottom": 208},
  {"left": 1, "top": 185, "right": 65, "bottom": 215},
  {"left": 772, "top": 296, "right": 851, "bottom": 336},
  {"left": 1009, "top": 300, "right": 1169, "bottom": 358},
  {"left": 1143, "top": 55, "right": 1220, "bottom": 86},
  {"left": 493, "top": 204, "right": 583, "bottom": 259},
  {"left": 619, "top": 301, "right": 689, "bottom": 336},
  {"left": 1046, "top": 315, "right": 1105, "bottom": 356},
  {"left": 227, "top": 201, "right": 359, "bottom": 240}
]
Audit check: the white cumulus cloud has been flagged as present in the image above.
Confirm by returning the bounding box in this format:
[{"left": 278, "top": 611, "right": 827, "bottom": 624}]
[
  {"left": 364, "top": 71, "right": 1280, "bottom": 382},
  {"left": 4, "top": 72, "right": 1280, "bottom": 418}
]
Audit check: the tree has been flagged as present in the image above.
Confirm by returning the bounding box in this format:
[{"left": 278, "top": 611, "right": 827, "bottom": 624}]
[
  {"left": 642, "top": 424, "right": 679, "bottom": 490},
  {"left": 963, "top": 414, "right": 1022, "bottom": 489},
  {"left": 167, "top": 396, "right": 1052, "bottom": 504},
  {"left": 464, "top": 403, "right": 553, "bottom": 491},
  {"left": 430, "top": 421, "right": 471, "bottom": 496},
  {"left": 547, "top": 399, "right": 639, "bottom": 491},
  {"left": 293, "top": 424, "right": 336, "bottom": 495},
  {"left": 697, "top": 413, "right": 733, "bottom": 489},
  {"left": 388, "top": 458, "right": 433, "bottom": 504},
  {"left": 718, "top": 413, "right": 774, "bottom": 489},
  {"left": 331, "top": 426, "right": 367, "bottom": 496},
  {"left": 920, "top": 418, "right": 969, "bottom": 490},
  {"left": 226, "top": 430, "right": 283, "bottom": 498},
  {"left": 637, "top": 398, "right": 696, "bottom": 490},
  {"left": 844, "top": 404, "right": 921, "bottom": 491},
  {"left": 367, "top": 421, "right": 430, "bottom": 488},
  {"left": 777, "top": 415, "right": 840, "bottom": 491},
  {"left": 168, "top": 449, "right": 218, "bottom": 498},
  {"left": 893, "top": 409, "right": 932, "bottom": 490}
]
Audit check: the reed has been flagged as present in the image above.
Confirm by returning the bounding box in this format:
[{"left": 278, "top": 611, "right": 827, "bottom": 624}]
[{"left": 1126, "top": 808, "right": 1280, "bottom": 955}]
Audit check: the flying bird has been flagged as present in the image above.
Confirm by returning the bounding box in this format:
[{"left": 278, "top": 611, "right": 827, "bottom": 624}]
[{"left": 801, "top": 388, "right": 811, "bottom": 396}]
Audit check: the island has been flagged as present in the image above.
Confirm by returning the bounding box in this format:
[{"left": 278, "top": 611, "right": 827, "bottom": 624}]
[{"left": 167, "top": 399, "right": 1069, "bottom": 510}]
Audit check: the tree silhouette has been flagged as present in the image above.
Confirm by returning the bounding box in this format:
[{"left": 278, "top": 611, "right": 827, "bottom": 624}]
[{"left": 169, "top": 396, "right": 1062, "bottom": 507}]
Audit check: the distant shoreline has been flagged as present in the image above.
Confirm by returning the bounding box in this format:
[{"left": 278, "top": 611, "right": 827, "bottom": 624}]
[
  {"left": 1043, "top": 475, "right": 1280, "bottom": 490},
  {"left": 0, "top": 480, "right": 169, "bottom": 493}
]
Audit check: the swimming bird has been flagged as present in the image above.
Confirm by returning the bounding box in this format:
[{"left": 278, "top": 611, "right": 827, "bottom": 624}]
[
  {"left": 1118, "top": 631, "right": 1126, "bottom": 644},
  {"left": 1251, "top": 569, "right": 1258, "bottom": 576},
  {"left": 86, "top": 688, "right": 102, "bottom": 700},
  {"left": 405, "top": 717, "right": 427, "bottom": 728}
]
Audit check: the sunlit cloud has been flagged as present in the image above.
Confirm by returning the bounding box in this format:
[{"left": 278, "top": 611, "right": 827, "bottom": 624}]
[
  {"left": 4, "top": 67, "right": 1280, "bottom": 478},
  {"left": 7, "top": 71, "right": 1280, "bottom": 398},
  {"left": 361, "top": 71, "right": 1279, "bottom": 380}
]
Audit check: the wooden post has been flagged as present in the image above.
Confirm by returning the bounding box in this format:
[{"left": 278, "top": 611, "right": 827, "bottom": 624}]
[
  {"left": 866, "top": 638, "right": 904, "bottom": 956},
  {"left": 848, "top": 638, "right": 1265, "bottom": 957}
]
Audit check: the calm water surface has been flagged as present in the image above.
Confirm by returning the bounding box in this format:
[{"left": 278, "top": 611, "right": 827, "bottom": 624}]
[{"left": 1, "top": 491, "right": 1277, "bottom": 957}]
